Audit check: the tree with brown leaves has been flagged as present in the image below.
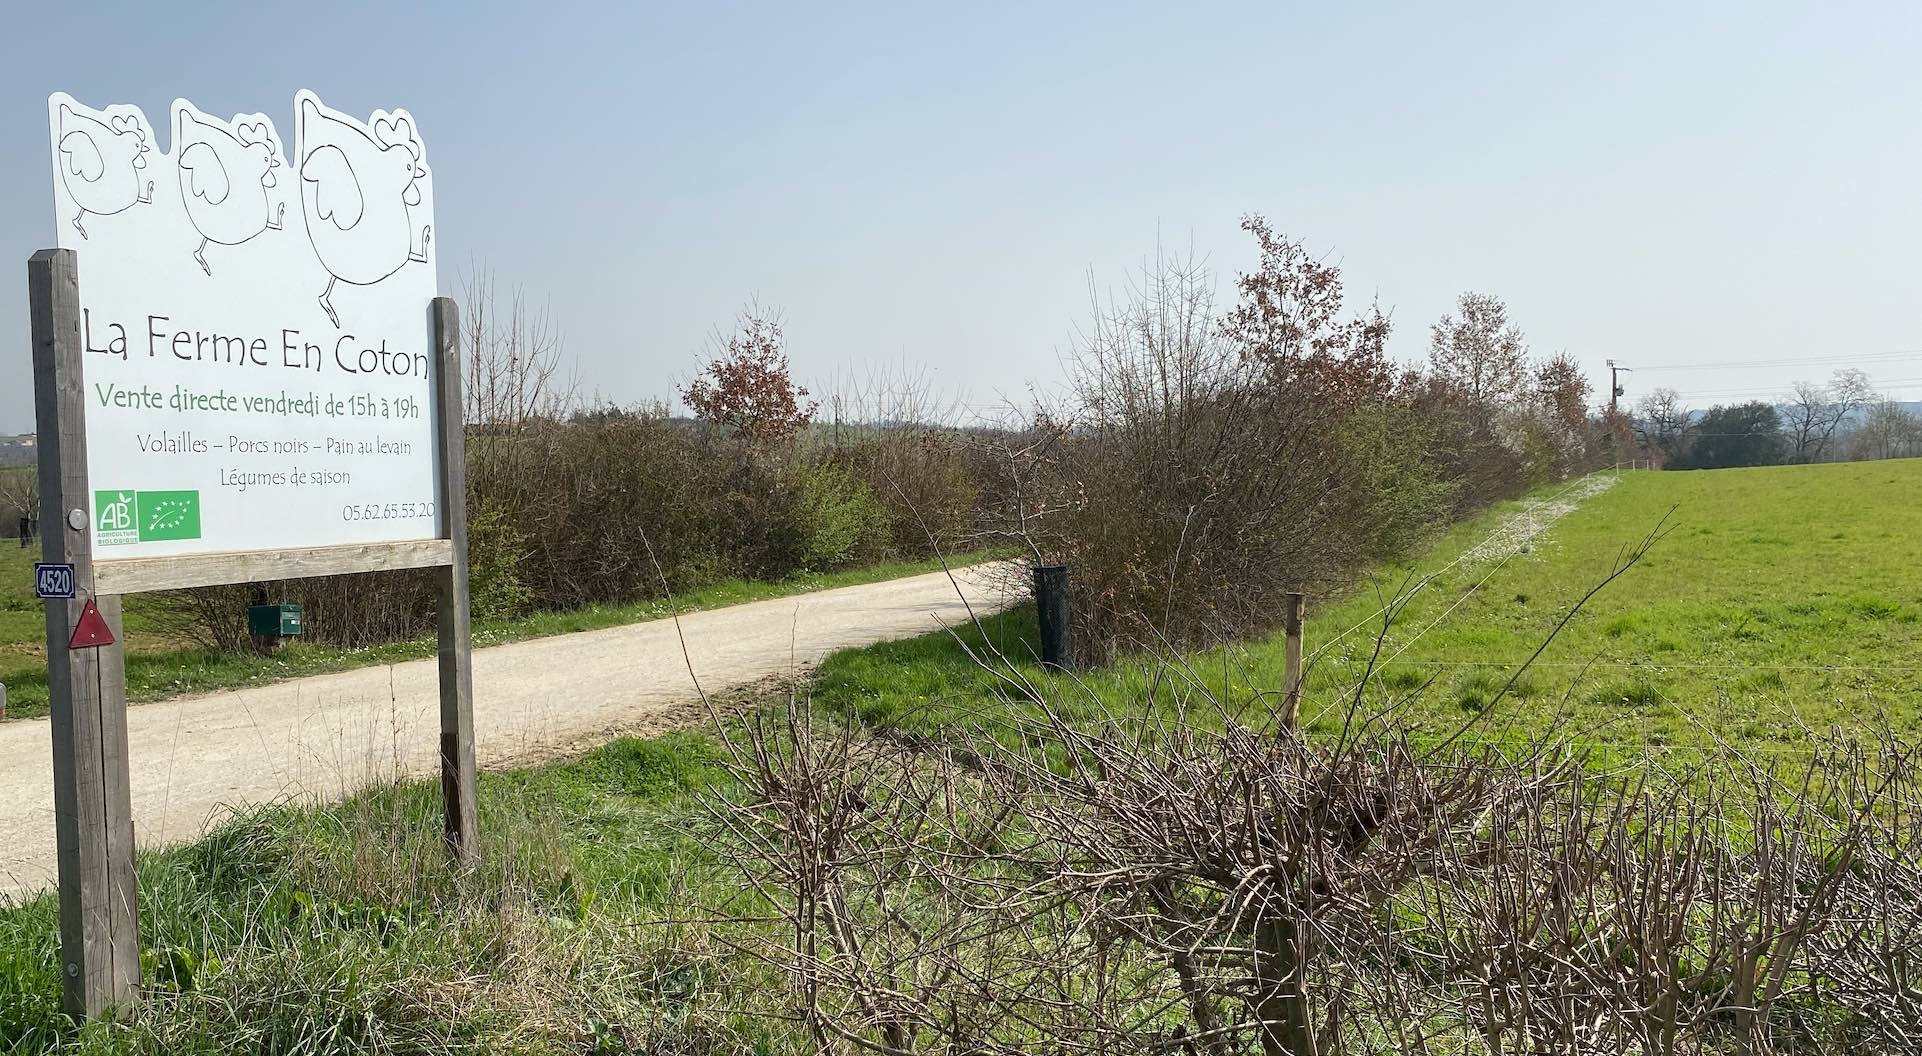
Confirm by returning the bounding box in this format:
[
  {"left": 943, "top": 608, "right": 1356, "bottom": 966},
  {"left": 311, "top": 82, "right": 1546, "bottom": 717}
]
[
  {"left": 1534, "top": 352, "right": 1591, "bottom": 434},
  {"left": 1221, "top": 214, "right": 1398, "bottom": 408},
  {"left": 680, "top": 305, "right": 817, "bottom": 446}
]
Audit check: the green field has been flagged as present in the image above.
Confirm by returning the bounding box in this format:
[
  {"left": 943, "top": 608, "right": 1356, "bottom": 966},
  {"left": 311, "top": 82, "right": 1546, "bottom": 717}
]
[
  {"left": 819, "top": 459, "right": 1922, "bottom": 755},
  {"left": 1299, "top": 460, "right": 1922, "bottom": 751}
]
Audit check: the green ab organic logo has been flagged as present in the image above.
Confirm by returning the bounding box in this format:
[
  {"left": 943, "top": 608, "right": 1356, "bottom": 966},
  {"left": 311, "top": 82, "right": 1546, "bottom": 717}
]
[{"left": 95, "top": 490, "right": 202, "bottom": 545}]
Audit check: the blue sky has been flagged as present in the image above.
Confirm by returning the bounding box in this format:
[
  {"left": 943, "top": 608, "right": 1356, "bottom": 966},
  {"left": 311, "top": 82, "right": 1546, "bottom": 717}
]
[{"left": 4, "top": 2, "right": 1919, "bottom": 431}]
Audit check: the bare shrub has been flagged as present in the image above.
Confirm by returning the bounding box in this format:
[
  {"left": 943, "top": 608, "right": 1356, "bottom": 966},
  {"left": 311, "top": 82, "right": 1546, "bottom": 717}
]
[
  {"left": 703, "top": 699, "right": 1044, "bottom": 1053},
  {"left": 143, "top": 280, "right": 993, "bottom": 653},
  {"left": 974, "top": 225, "right": 1617, "bottom": 663},
  {"left": 809, "top": 365, "right": 987, "bottom": 561},
  {"left": 713, "top": 705, "right": 1922, "bottom": 1054},
  {"left": 153, "top": 570, "right": 436, "bottom": 651},
  {"left": 1429, "top": 743, "right": 1891, "bottom": 1055},
  {"left": 980, "top": 230, "right": 1453, "bottom": 661},
  {"left": 704, "top": 535, "right": 1922, "bottom": 1055},
  {"left": 476, "top": 406, "right": 732, "bottom": 606},
  {"left": 831, "top": 430, "right": 981, "bottom": 559}
]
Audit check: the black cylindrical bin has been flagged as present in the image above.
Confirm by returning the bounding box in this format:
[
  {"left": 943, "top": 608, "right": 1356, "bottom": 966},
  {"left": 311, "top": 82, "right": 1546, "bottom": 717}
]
[{"left": 1031, "top": 564, "right": 1073, "bottom": 671}]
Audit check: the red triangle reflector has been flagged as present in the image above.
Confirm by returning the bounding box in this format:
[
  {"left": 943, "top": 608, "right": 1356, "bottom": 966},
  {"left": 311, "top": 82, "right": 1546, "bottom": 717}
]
[{"left": 68, "top": 598, "right": 115, "bottom": 649}]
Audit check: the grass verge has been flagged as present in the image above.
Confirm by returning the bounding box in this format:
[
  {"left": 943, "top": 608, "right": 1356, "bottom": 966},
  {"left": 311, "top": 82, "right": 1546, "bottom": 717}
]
[{"left": 0, "top": 727, "right": 779, "bottom": 1053}]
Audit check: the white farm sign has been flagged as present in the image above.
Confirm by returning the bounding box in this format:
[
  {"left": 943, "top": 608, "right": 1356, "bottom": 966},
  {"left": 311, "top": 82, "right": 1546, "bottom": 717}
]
[{"left": 47, "top": 90, "right": 440, "bottom": 558}]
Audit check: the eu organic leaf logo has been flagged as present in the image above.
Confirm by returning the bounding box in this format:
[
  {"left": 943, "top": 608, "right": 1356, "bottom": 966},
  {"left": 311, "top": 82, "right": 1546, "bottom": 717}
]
[{"left": 146, "top": 499, "right": 190, "bottom": 533}]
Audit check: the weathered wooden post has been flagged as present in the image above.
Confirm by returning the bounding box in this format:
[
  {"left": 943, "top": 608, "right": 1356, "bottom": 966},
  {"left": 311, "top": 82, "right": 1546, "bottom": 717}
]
[
  {"left": 1032, "top": 564, "right": 1073, "bottom": 672},
  {"left": 1280, "top": 591, "right": 1306, "bottom": 731},
  {"left": 31, "top": 247, "right": 141, "bottom": 1017},
  {"left": 432, "top": 297, "right": 478, "bottom": 861}
]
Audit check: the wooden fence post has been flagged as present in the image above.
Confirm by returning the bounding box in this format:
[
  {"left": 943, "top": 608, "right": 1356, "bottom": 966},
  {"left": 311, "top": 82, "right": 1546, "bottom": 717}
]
[
  {"left": 30, "top": 248, "right": 140, "bottom": 1017},
  {"left": 1281, "top": 592, "right": 1306, "bottom": 731},
  {"left": 431, "top": 296, "right": 477, "bottom": 862}
]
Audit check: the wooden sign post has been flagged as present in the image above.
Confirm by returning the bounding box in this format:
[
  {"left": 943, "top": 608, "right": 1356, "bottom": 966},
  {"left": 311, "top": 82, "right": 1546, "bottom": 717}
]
[
  {"left": 34, "top": 87, "right": 468, "bottom": 1019},
  {"left": 431, "top": 296, "right": 478, "bottom": 858},
  {"left": 30, "top": 248, "right": 139, "bottom": 1017},
  {"left": 26, "top": 249, "right": 475, "bottom": 1018}
]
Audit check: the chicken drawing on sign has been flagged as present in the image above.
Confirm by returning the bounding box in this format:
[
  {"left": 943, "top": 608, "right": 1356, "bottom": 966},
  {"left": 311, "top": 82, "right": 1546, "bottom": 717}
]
[
  {"left": 55, "top": 101, "right": 155, "bottom": 239},
  {"left": 295, "top": 90, "right": 433, "bottom": 327},
  {"left": 43, "top": 88, "right": 440, "bottom": 562},
  {"left": 174, "top": 102, "right": 287, "bottom": 276}
]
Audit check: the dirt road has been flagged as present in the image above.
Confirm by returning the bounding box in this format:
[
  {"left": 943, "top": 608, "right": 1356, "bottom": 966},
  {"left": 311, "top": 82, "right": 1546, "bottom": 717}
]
[{"left": 0, "top": 565, "right": 1006, "bottom": 898}]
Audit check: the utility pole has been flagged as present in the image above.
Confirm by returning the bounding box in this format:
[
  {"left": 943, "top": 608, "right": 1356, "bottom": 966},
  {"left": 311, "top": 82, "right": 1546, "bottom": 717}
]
[{"left": 1607, "top": 359, "right": 1632, "bottom": 416}]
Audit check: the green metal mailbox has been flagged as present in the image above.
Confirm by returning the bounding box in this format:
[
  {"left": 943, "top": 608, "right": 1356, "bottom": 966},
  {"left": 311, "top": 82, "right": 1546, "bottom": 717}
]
[{"left": 247, "top": 603, "right": 304, "bottom": 638}]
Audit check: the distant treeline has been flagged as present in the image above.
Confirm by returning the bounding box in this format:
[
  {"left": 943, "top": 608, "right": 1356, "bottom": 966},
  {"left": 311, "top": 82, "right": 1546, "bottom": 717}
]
[{"left": 1632, "top": 376, "right": 1922, "bottom": 469}]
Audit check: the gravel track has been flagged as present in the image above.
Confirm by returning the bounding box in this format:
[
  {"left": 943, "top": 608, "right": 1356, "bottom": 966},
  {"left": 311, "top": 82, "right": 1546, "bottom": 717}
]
[{"left": 0, "top": 565, "right": 1005, "bottom": 897}]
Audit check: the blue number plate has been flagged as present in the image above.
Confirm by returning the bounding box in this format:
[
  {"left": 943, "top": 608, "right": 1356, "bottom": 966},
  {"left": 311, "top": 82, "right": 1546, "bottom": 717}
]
[{"left": 35, "top": 563, "right": 74, "bottom": 600}]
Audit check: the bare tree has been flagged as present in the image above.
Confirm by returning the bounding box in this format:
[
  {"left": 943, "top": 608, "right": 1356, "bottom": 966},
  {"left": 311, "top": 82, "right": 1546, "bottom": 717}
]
[
  {"left": 978, "top": 232, "right": 1440, "bottom": 660},
  {"left": 817, "top": 362, "right": 967, "bottom": 439},
  {"left": 811, "top": 363, "right": 986, "bottom": 558},
  {"left": 461, "top": 264, "right": 570, "bottom": 429},
  {"left": 1429, "top": 291, "right": 1529, "bottom": 404},
  {"left": 1848, "top": 399, "right": 1922, "bottom": 461},
  {"left": 1784, "top": 368, "right": 1877, "bottom": 463},
  {"left": 1634, "top": 386, "right": 1691, "bottom": 465},
  {"left": 0, "top": 469, "right": 39, "bottom": 538},
  {"left": 459, "top": 264, "right": 574, "bottom": 605}
]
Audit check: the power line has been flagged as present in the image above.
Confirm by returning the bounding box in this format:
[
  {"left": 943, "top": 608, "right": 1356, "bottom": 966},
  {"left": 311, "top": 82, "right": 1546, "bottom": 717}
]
[
  {"left": 1659, "top": 377, "right": 1922, "bottom": 400},
  {"left": 1637, "top": 350, "right": 1922, "bottom": 373}
]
